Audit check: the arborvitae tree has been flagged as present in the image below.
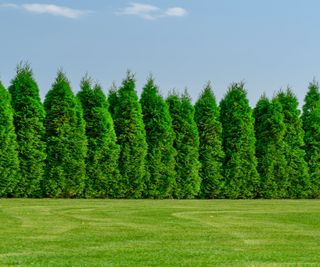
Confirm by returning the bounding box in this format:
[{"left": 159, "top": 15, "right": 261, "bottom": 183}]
[
  {"left": 77, "top": 78, "right": 120, "bottom": 198},
  {"left": 194, "top": 83, "right": 224, "bottom": 198},
  {"left": 140, "top": 78, "right": 176, "bottom": 198},
  {"left": 167, "top": 90, "right": 201, "bottom": 199},
  {"left": 108, "top": 83, "right": 118, "bottom": 119},
  {"left": 219, "top": 83, "right": 259, "bottom": 199},
  {"left": 253, "top": 95, "right": 288, "bottom": 198},
  {"left": 0, "top": 82, "right": 20, "bottom": 197},
  {"left": 43, "top": 71, "right": 87, "bottom": 198},
  {"left": 111, "top": 72, "right": 148, "bottom": 198},
  {"left": 302, "top": 81, "right": 320, "bottom": 198},
  {"left": 276, "top": 89, "right": 310, "bottom": 198},
  {"left": 8, "top": 64, "right": 46, "bottom": 197}
]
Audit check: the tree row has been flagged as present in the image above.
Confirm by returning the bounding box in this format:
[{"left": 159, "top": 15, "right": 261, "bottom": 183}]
[{"left": 0, "top": 64, "right": 319, "bottom": 199}]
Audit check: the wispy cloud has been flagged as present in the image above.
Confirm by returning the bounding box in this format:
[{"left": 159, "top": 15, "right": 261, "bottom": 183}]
[
  {"left": 165, "top": 7, "right": 187, "bottom": 17},
  {"left": 116, "top": 3, "right": 160, "bottom": 20},
  {"left": 0, "top": 3, "right": 90, "bottom": 19},
  {"left": 116, "top": 3, "right": 188, "bottom": 20}
]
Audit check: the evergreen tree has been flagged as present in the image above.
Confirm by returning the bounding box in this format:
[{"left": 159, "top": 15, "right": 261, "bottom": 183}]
[
  {"left": 276, "top": 89, "right": 310, "bottom": 198},
  {"left": 0, "top": 82, "right": 20, "bottom": 197},
  {"left": 43, "top": 71, "right": 87, "bottom": 198},
  {"left": 140, "top": 78, "right": 176, "bottom": 198},
  {"left": 108, "top": 83, "right": 118, "bottom": 120},
  {"left": 194, "top": 83, "right": 224, "bottom": 198},
  {"left": 219, "top": 83, "right": 259, "bottom": 199},
  {"left": 77, "top": 78, "right": 120, "bottom": 198},
  {"left": 167, "top": 90, "right": 201, "bottom": 199},
  {"left": 8, "top": 63, "right": 46, "bottom": 197},
  {"left": 111, "top": 72, "right": 148, "bottom": 198},
  {"left": 302, "top": 81, "right": 320, "bottom": 198},
  {"left": 253, "top": 95, "right": 288, "bottom": 198}
]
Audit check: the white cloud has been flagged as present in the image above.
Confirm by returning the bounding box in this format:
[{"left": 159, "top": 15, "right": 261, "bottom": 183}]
[
  {"left": 116, "top": 3, "right": 160, "bottom": 20},
  {"left": 165, "top": 7, "right": 187, "bottom": 17},
  {"left": 120, "top": 3, "right": 159, "bottom": 15},
  {"left": 0, "top": 3, "right": 90, "bottom": 19},
  {"left": 22, "top": 4, "right": 89, "bottom": 18},
  {"left": 116, "top": 3, "right": 187, "bottom": 20}
]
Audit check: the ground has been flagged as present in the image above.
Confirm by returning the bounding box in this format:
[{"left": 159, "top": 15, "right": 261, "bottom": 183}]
[{"left": 0, "top": 199, "right": 319, "bottom": 266}]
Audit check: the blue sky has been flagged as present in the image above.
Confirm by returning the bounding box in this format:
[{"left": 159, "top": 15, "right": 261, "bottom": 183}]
[{"left": 1, "top": 0, "right": 320, "bottom": 105}]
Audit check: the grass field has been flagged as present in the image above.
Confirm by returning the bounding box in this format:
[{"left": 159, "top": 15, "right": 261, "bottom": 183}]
[{"left": 0, "top": 200, "right": 319, "bottom": 266}]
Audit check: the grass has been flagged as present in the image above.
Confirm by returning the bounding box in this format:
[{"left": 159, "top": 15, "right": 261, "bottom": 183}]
[{"left": 0, "top": 199, "right": 319, "bottom": 266}]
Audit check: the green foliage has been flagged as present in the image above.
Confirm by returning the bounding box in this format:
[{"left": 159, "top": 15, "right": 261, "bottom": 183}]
[
  {"left": 43, "top": 71, "right": 87, "bottom": 198},
  {"left": 111, "top": 72, "right": 148, "bottom": 198},
  {"left": 276, "top": 89, "right": 311, "bottom": 198},
  {"left": 219, "top": 83, "right": 259, "bottom": 199},
  {"left": 140, "top": 78, "right": 176, "bottom": 198},
  {"left": 254, "top": 95, "right": 288, "bottom": 198},
  {"left": 0, "top": 82, "right": 20, "bottom": 197},
  {"left": 301, "top": 81, "right": 320, "bottom": 198},
  {"left": 77, "top": 78, "right": 120, "bottom": 198},
  {"left": 108, "top": 83, "right": 118, "bottom": 120},
  {"left": 194, "top": 83, "right": 224, "bottom": 198},
  {"left": 3, "top": 65, "right": 318, "bottom": 200},
  {"left": 8, "top": 63, "right": 46, "bottom": 197},
  {"left": 167, "top": 90, "right": 201, "bottom": 199}
]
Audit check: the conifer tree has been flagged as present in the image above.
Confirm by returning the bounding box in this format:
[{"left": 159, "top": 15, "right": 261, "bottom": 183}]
[
  {"left": 219, "top": 83, "right": 259, "bottom": 199},
  {"left": 0, "top": 82, "right": 20, "bottom": 197},
  {"left": 194, "top": 83, "right": 224, "bottom": 198},
  {"left": 111, "top": 72, "right": 148, "bottom": 198},
  {"left": 167, "top": 90, "right": 201, "bottom": 199},
  {"left": 254, "top": 95, "right": 288, "bottom": 198},
  {"left": 276, "top": 89, "right": 310, "bottom": 198},
  {"left": 108, "top": 83, "right": 118, "bottom": 119},
  {"left": 43, "top": 71, "right": 87, "bottom": 198},
  {"left": 140, "top": 78, "right": 176, "bottom": 198},
  {"left": 8, "top": 63, "right": 46, "bottom": 197},
  {"left": 78, "top": 78, "right": 120, "bottom": 198},
  {"left": 302, "top": 81, "right": 320, "bottom": 198}
]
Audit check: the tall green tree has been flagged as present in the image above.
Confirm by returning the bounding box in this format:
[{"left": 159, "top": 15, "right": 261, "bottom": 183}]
[
  {"left": 194, "top": 83, "right": 224, "bottom": 198},
  {"left": 140, "top": 78, "right": 176, "bottom": 198},
  {"left": 78, "top": 78, "right": 120, "bottom": 198},
  {"left": 167, "top": 90, "right": 201, "bottom": 199},
  {"left": 276, "top": 89, "right": 310, "bottom": 198},
  {"left": 301, "top": 81, "right": 320, "bottom": 198},
  {"left": 8, "top": 63, "right": 46, "bottom": 197},
  {"left": 108, "top": 83, "right": 118, "bottom": 120},
  {"left": 219, "top": 83, "right": 259, "bottom": 199},
  {"left": 111, "top": 72, "right": 148, "bottom": 198},
  {"left": 0, "top": 82, "right": 20, "bottom": 197},
  {"left": 43, "top": 71, "right": 87, "bottom": 198},
  {"left": 254, "top": 95, "right": 288, "bottom": 198}
]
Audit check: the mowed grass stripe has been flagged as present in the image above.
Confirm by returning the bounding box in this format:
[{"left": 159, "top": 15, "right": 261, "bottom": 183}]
[{"left": 0, "top": 200, "right": 319, "bottom": 266}]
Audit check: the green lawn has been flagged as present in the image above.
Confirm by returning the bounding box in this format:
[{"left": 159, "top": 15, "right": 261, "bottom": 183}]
[{"left": 0, "top": 199, "right": 319, "bottom": 266}]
